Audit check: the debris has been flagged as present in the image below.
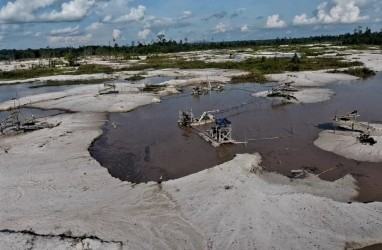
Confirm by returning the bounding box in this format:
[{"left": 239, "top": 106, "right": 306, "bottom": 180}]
[
  {"left": 267, "top": 91, "right": 298, "bottom": 101},
  {"left": 99, "top": 82, "right": 119, "bottom": 95},
  {"left": 266, "top": 82, "right": 299, "bottom": 101},
  {"left": 178, "top": 110, "right": 215, "bottom": 127},
  {"left": 357, "top": 133, "right": 377, "bottom": 146},
  {"left": 191, "top": 81, "right": 224, "bottom": 96},
  {"left": 333, "top": 110, "right": 376, "bottom": 134},
  {"left": 290, "top": 169, "right": 305, "bottom": 178},
  {"left": 0, "top": 110, "right": 60, "bottom": 135}
]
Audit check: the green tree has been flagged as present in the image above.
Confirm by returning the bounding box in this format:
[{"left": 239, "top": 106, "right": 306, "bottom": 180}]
[{"left": 64, "top": 52, "right": 77, "bottom": 67}]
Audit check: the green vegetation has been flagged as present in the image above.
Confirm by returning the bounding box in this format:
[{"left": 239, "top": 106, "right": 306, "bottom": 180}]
[
  {"left": 125, "top": 74, "right": 145, "bottom": 81},
  {"left": 74, "top": 64, "right": 114, "bottom": 74},
  {"left": 328, "top": 67, "right": 376, "bottom": 79},
  {"left": 0, "top": 64, "right": 114, "bottom": 81},
  {"left": 0, "top": 27, "right": 379, "bottom": 82},
  {"left": 0, "top": 67, "right": 65, "bottom": 80},
  {"left": 64, "top": 52, "right": 78, "bottom": 66},
  {"left": 231, "top": 72, "right": 267, "bottom": 83},
  {"left": 1, "top": 27, "right": 382, "bottom": 62},
  {"left": 126, "top": 55, "right": 363, "bottom": 82},
  {"left": 142, "top": 84, "right": 167, "bottom": 93}
]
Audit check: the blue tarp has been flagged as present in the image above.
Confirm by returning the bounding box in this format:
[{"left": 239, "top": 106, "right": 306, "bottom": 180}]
[{"left": 215, "top": 118, "right": 231, "bottom": 127}]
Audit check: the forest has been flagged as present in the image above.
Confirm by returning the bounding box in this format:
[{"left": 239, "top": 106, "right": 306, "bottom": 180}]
[{"left": 0, "top": 26, "right": 381, "bottom": 61}]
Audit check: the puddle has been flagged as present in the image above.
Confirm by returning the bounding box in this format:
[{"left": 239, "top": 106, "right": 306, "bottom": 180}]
[
  {"left": 90, "top": 73, "right": 382, "bottom": 202},
  {"left": 132, "top": 76, "right": 173, "bottom": 85},
  {"left": 0, "top": 107, "right": 65, "bottom": 122},
  {"left": 0, "top": 82, "right": 84, "bottom": 103}
]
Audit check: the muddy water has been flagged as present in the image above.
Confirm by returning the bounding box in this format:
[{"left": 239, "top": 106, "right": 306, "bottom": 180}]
[
  {"left": 0, "top": 107, "right": 65, "bottom": 121},
  {"left": 90, "top": 74, "right": 382, "bottom": 202},
  {"left": 0, "top": 82, "right": 85, "bottom": 103}
]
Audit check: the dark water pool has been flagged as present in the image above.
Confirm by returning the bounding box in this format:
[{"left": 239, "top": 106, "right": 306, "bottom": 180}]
[
  {"left": 90, "top": 74, "right": 382, "bottom": 201},
  {"left": 0, "top": 82, "right": 86, "bottom": 103},
  {"left": 0, "top": 107, "right": 65, "bottom": 122},
  {"left": 1, "top": 76, "right": 381, "bottom": 201}
]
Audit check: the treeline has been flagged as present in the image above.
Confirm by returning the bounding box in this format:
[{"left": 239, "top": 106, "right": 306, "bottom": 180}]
[{"left": 1, "top": 27, "right": 381, "bottom": 61}]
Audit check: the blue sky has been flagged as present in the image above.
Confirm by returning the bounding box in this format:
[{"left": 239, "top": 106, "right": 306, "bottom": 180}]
[{"left": 0, "top": 0, "right": 381, "bottom": 49}]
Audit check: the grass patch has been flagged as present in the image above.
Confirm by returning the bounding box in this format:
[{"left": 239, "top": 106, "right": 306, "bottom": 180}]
[
  {"left": 230, "top": 71, "right": 267, "bottom": 83},
  {"left": 128, "top": 55, "right": 362, "bottom": 72},
  {"left": 0, "top": 64, "right": 114, "bottom": 81},
  {"left": 0, "top": 67, "right": 65, "bottom": 80},
  {"left": 73, "top": 64, "right": 114, "bottom": 74},
  {"left": 127, "top": 55, "right": 363, "bottom": 83},
  {"left": 126, "top": 74, "right": 145, "bottom": 81},
  {"left": 328, "top": 67, "right": 375, "bottom": 79},
  {"left": 142, "top": 84, "right": 167, "bottom": 93}
]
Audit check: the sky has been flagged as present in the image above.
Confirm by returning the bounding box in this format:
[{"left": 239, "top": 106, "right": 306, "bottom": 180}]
[{"left": 0, "top": 0, "right": 381, "bottom": 49}]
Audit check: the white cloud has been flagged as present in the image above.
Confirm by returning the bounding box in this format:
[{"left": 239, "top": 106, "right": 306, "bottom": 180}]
[
  {"left": 293, "top": 0, "right": 369, "bottom": 25},
  {"left": 265, "top": 14, "right": 286, "bottom": 28},
  {"left": 179, "top": 11, "right": 192, "bottom": 20},
  {"left": 0, "top": 0, "right": 55, "bottom": 23},
  {"left": 40, "top": 0, "right": 95, "bottom": 22},
  {"left": 112, "top": 29, "right": 122, "bottom": 40},
  {"left": 86, "top": 21, "right": 103, "bottom": 31},
  {"left": 0, "top": 0, "right": 95, "bottom": 23},
  {"left": 48, "top": 33, "right": 92, "bottom": 44},
  {"left": 213, "top": 22, "right": 232, "bottom": 33},
  {"left": 114, "top": 5, "right": 146, "bottom": 22},
  {"left": 183, "top": 11, "right": 192, "bottom": 17},
  {"left": 0, "top": 35, "right": 3, "bottom": 41},
  {"left": 103, "top": 15, "right": 112, "bottom": 22},
  {"left": 50, "top": 25, "right": 79, "bottom": 35},
  {"left": 138, "top": 28, "right": 151, "bottom": 39},
  {"left": 240, "top": 24, "right": 250, "bottom": 33}
]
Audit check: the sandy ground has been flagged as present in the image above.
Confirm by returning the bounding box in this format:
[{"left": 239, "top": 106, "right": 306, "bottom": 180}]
[
  {"left": 0, "top": 73, "right": 109, "bottom": 85},
  {"left": 1, "top": 112, "right": 382, "bottom": 249},
  {"left": 252, "top": 70, "right": 352, "bottom": 104},
  {"left": 266, "top": 70, "right": 359, "bottom": 87},
  {"left": 252, "top": 88, "right": 335, "bottom": 104},
  {"left": 2, "top": 47, "right": 382, "bottom": 249},
  {"left": 345, "top": 50, "right": 382, "bottom": 72},
  {"left": 0, "top": 83, "right": 162, "bottom": 112},
  {"left": 314, "top": 123, "right": 382, "bottom": 163}
]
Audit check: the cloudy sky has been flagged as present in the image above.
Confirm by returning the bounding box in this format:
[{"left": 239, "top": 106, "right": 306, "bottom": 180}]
[{"left": 0, "top": 0, "right": 381, "bottom": 49}]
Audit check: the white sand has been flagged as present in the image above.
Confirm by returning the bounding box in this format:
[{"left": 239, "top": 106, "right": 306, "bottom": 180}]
[
  {"left": 0, "top": 73, "right": 109, "bottom": 85},
  {"left": 118, "top": 68, "right": 247, "bottom": 84},
  {"left": 267, "top": 70, "right": 359, "bottom": 87},
  {"left": 314, "top": 126, "right": 382, "bottom": 163},
  {"left": 2, "top": 46, "right": 382, "bottom": 249},
  {"left": 0, "top": 83, "right": 161, "bottom": 112},
  {"left": 345, "top": 50, "right": 382, "bottom": 72},
  {"left": 253, "top": 88, "right": 335, "bottom": 104},
  {"left": 1, "top": 112, "right": 382, "bottom": 249},
  {"left": 0, "top": 231, "right": 122, "bottom": 250}
]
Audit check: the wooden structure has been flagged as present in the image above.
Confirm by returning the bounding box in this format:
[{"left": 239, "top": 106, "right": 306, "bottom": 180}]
[
  {"left": 178, "top": 110, "right": 215, "bottom": 127},
  {"left": 333, "top": 110, "right": 375, "bottom": 134},
  {"left": 99, "top": 82, "right": 119, "bottom": 95},
  {"left": 191, "top": 81, "right": 224, "bottom": 96},
  {"left": 1, "top": 110, "right": 59, "bottom": 134},
  {"left": 267, "top": 82, "right": 298, "bottom": 101}
]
